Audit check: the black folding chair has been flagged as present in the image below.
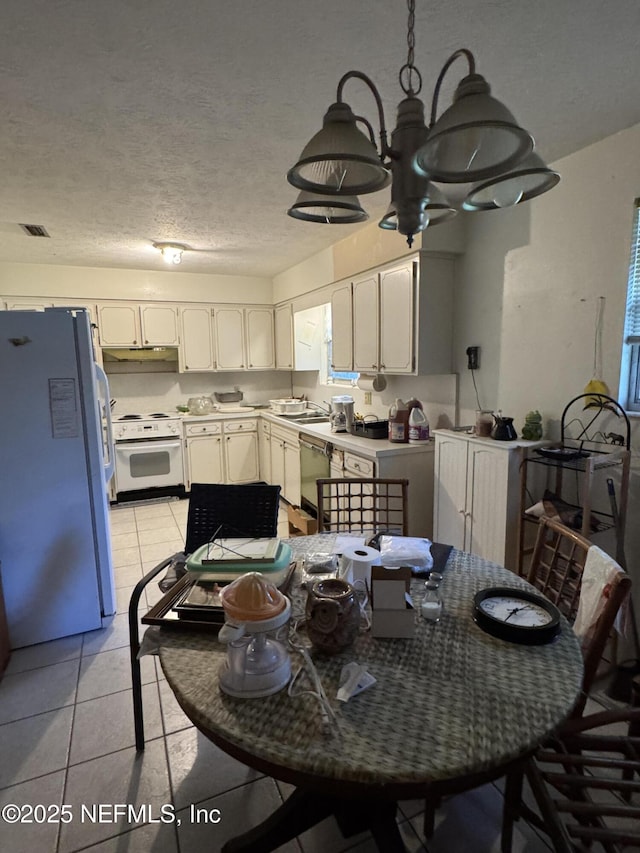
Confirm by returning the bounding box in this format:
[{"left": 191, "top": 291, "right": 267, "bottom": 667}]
[{"left": 128, "top": 483, "right": 281, "bottom": 749}]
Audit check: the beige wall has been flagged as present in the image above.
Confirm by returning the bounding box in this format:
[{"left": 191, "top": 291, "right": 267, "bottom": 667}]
[{"left": 0, "top": 262, "right": 273, "bottom": 304}]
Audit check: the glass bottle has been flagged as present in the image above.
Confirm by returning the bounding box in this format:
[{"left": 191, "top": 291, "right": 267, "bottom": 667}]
[{"left": 421, "top": 580, "right": 443, "bottom": 623}]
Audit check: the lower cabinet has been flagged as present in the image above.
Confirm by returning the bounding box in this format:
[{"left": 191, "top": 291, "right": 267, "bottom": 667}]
[
  {"left": 433, "top": 430, "right": 525, "bottom": 571},
  {"left": 271, "top": 424, "right": 300, "bottom": 505},
  {"left": 184, "top": 419, "right": 259, "bottom": 488}
]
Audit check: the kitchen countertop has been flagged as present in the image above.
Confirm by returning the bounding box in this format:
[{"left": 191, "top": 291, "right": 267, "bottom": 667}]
[{"left": 177, "top": 409, "right": 434, "bottom": 460}]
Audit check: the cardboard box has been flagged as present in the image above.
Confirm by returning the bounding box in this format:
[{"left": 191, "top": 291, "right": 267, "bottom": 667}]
[
  {"left": 370, "top": 565, "right": 415, "bottom": 638},
  {"left": 287, "top": 504, "right": 318, "bottom": 536}
]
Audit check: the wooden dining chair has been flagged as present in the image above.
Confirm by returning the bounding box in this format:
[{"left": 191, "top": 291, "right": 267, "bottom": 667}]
[
  {"left": 128, "top": 482, "right": 281, "bottom": 750},
  {"left": 316, "top": 477, "right": 409, "bottom": 536},
  {"left": 502, "top": 685, "right": 640, "bottom": 852},
  {"left": 526, "top": 515, "right": 631, "bottom": 717},
  {"left": 425, "top": 516, "right": 632, "bottom": 841}
]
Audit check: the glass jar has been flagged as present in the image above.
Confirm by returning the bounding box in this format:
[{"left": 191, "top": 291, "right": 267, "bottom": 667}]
[
  {"left": 475, "top": 409, "right": 494, "bottom": 438},
  {"left": 421, "top": 580, "right": 443, "bottom": 623}
]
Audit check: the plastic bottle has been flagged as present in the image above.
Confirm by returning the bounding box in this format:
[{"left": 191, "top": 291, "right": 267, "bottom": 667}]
[
  {"left": 408, "top": 406, "right": 430, "bottom": 443},
  {"left": 388, "top": 398, "right": 409, "bottom": 443}
]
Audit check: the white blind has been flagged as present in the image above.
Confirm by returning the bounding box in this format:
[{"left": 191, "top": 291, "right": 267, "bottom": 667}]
[{"left": 624, "top": 198, "right": 640, "bottom": 342}]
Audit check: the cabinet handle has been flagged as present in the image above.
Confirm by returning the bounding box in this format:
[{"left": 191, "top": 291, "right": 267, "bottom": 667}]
[
  {"left": 458, "top": 509, "right": 465, "bottom": 515},
  {"left": 145, "top": 339, "right": 148, "bottom": 344},
  {"left": 380, "top": 363, "right": 385, "bottom": 369}
]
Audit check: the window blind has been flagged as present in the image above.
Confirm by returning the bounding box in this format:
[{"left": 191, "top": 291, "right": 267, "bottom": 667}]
[{"left": 624, "top": 198, "right": 640, "bottom": 342}]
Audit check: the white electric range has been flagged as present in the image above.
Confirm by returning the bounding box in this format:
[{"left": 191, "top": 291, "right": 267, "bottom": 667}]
[{"left": 113, "top": 413, "right": 184, "bottom": 495}]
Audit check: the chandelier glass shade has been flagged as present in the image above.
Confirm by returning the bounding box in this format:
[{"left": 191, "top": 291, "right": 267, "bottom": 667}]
[
  {"left": 285, "top": 2, "right": 559, "bottom": 247},
  {"left": 288, "top": 191, "right": 368, "bottom": 223}
]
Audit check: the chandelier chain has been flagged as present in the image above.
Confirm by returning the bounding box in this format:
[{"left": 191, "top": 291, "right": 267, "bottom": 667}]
[{"left": 400, "top": 0, "right": 422, "bottom": 96}]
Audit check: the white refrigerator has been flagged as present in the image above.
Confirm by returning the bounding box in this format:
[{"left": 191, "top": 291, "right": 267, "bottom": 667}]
[{"left": 0, "top": 307, "right": 116, "bottom": 647}]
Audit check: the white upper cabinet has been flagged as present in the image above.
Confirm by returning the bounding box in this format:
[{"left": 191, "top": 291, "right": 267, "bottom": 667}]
[
  {"left": 245, "top": 306, "right": 275, "bottom": 369},
  {"left": 274, "top": 303, "right": 293, "bottom": 370},
  {"left": 330, "top": 281, "right": 353, "bottom": 372},
  {"left": 330, "top": 252, "right": 454, "bottom": 376},
  {"left": 98, "top": 303, "right": 179, "bottom": 347},
  {"left": 213, "top": 306, "right": 245, "bottom": 370},
  {"left": 180, "top": 305, "right": 216, "bottom": 372},
  {"left": 352, "top": 272, "right": 380, "bottom": 373},
  {"left": 214, "top": 305, "right": 274, "bottom": 371}
]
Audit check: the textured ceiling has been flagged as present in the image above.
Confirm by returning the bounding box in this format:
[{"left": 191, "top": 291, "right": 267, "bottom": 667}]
[{"left": 2, "top": 0, "right": 640, "bottom": 278}]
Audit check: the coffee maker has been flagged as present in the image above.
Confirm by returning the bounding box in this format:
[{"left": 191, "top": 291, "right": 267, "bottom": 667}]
[{"left": 330, "top": 395, "right": 354, "bottom": 433}]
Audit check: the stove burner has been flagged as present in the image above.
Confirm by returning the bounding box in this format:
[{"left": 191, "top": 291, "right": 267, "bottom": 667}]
[
  {"left": 119, "top": 414, "right": 141, "bottom": 420},
  {"left": 149, "top": 413, "right": 169, "bottom": 418}
]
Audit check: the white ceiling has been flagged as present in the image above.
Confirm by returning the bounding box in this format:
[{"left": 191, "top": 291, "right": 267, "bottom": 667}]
[{"left": 2, "top": 0, "right": 640, "bottom": 279}]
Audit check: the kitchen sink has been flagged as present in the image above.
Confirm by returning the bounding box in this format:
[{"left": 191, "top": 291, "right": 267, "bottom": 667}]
[{"left": 291, "top": 414, "right": 331, "bottom": 424}]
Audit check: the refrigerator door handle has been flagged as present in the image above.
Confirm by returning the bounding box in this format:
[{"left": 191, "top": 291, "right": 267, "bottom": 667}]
[{"left": 95, "top": 362, "right": 115, "bottom": 483}]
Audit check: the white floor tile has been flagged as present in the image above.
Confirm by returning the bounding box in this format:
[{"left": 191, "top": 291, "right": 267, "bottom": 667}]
[
  {"left": 81, "top": 612, "right": 136, "bottom": 656},
  {"left": 109, "top": 517, "right": 137, "bottom": 534},
  {"left": 157, "top": 679, "right": 193, "bottom": 736},
  {"left": 115, "top": 584, "right": 147, "bottom": 614},
  {"left": 166, "top": 726, "right": 262, "bottom": 810},
  {"left": 70, "top": 683, "right": 163, "bottom": 764},
  {"left": 113, "top": 564, "right": 144, "bottom": 589},
  {"left": 112, "top": 546, "right": 142, "bottom": 569},
  {"left": 77, "top": 821, "right": 179, "bottom": 852},
  {"left": 139, "top": 540, "right": 184, "bottom": 564},
  {"left": 111, "top": 530, "right": 139, "bottom": 550},
  {"left": 0, "top": 770, "right": 66, "bottom": 853},
  {"left": 135, "top": 514, "right": 181, "bottom": 533},
  {"left": 5, "top": 634, "right": 83, "bottom": 675},
  {"left": 0, "top": 706, "right": 74, "bottom": 787},
  {"left": 59, "top": 740, "right": 171, "bottom": 852},
  {"left": 0, "top": 658, "right": 79, "bottom": 724},
  {"left": 137, "top": 525, "right": 182, "bottom": 546},
  {"left": 77, "top": 646, "right": 156, "bottom": 702},
  {"left": 134, "top": 504, "right": 175, "bottom": 519}
]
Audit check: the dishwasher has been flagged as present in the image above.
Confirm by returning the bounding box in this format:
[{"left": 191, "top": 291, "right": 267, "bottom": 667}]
[{"left": 299, "top": 435, "right": 332, "bottom": 518}]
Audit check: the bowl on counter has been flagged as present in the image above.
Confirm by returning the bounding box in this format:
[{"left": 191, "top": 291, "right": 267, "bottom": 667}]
[
  {"left": 269, "top": 398, "right": 307, "bottom": 415},
  {"left": 187, "top": 396, "right": 216, "bottom": 415}
]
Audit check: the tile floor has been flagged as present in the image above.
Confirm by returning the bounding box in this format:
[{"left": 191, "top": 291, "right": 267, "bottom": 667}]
[{"left": 0, "top": 496, "right": 577, "bottom": 852}]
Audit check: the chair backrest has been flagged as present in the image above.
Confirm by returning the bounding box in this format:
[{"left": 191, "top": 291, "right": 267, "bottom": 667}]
[
  {"left": 528, "top": 516, "right": 631, "bottom": 715},
  {"left": 184, "top": 483, "right": 281, "bottom": 555},
  {"left": 316, "top": 477, "right": 409, "bottom": 536}
]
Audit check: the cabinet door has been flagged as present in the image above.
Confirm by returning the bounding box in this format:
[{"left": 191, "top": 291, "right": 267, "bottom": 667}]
[
  {"left": 98, "top": 304, "right": 141, "bottom": 346},
  {"left": 466, "top": 445, "right": 510, "bottom": 565},
  {"left": 214, "top": 307, "right": 246, "bottom": 370},
  {"left": 379, "top": 262, "right": 414, "bottom": 373},
  {"left": 352, "top": 273, "right": 379, "bottom": 372},
  {"left": 259, "top": 422, "right": 272, "bottom": 483},
  {"left": 433, "top": 435, "right": 468, "bottom": 551},
  {"left": 4, "top": 299, "right": 53, "bottom": 310},
  {"left": 245, "top": 307, "right": 275, "bottom": 369},
  {"left": 225, "top": 432, "right": 259, "bottom": 484},
  {"left": 274, "top": 304, "right": 293, "bottom": 369},
  {"left": 271, "top": 435, "right": 286, "bottom": 496},
  {"left": 330, "top": 282, "right": 353, "bottom": 371},
  {"left": 180, "top": 306, "right": 215, "bottom": 371},
  {"left": 186, "top": 435, "right": 224, "bottom": 490},
  {"left": 140, "top": 305, "right": 179, "bottom": 345}
]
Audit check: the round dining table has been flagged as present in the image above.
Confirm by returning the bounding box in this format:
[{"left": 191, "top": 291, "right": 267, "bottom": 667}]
[{"left": 157, "top": 535, "right": 584, "bottom": 852}]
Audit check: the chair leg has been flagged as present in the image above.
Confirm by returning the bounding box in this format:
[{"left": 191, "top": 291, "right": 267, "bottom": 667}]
[
  {"left": 501, "top": 765, "right": 524, "bottom": 853},
  {"left": 423, "top": 794, "right": 440, "bottom": 838}
]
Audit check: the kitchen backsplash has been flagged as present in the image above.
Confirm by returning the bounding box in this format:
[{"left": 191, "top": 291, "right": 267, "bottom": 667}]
[{"left": 106, "top": 369, "right": 292, "bottom": 415}]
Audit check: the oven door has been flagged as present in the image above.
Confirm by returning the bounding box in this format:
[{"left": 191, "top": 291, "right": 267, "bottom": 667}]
[
  {"left": 299, "top": 437, "right": 331, "bottom": 516},
  {"left": 114, "top": 438, "right": 184, "bottom": 492}
]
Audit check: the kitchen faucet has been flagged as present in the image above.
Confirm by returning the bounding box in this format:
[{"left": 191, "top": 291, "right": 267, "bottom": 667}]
[{"left": 306, "top": 400, "right": 332, "bottom": 415}]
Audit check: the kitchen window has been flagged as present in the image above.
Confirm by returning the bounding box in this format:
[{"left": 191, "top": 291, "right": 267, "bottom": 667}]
[{"left": 619, "top": 198, "right": 640, "bottom": 412}]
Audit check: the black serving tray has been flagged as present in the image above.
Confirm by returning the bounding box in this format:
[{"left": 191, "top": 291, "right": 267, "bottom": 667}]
[{"left": 350, "top": 419, "right": 389, "bottom": 439}]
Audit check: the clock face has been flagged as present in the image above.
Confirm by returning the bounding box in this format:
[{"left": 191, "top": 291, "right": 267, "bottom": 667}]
[
  {"left": 478, "top": 595, "right": 554, "bottom": 627},
  {"left": 473, "top": 587, "right": 561, "bottom": 645}
]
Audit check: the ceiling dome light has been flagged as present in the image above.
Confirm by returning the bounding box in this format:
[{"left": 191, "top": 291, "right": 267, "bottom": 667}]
[
  {"left": 153, "top": 242, "right": 186, "bottom": 265},
  {"left": 462, "top": 152, "right": 560, "bottom": 211},
  {"left": 287, "top": 100, "right": 391, "bottom": 196},
  {"left": 287, "top": 191, "right": 368, "bottom": 223}
]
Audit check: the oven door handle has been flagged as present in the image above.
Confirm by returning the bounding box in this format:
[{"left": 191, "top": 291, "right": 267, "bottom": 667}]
[{"left": 116, "top": 440, "right": 181, "bottom": 452}]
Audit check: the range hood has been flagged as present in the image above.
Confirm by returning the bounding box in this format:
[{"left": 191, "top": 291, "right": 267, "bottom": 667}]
[{"left": 102, "top": 346, "right": 179, "bottom": 363}]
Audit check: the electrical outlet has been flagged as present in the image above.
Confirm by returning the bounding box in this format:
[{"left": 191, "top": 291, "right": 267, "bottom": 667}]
[
  {"left": 466, "top": 346, "right": 480, "bottom": 370},
  {"left": 364, "top": 391, "right": 372, "bottom": 405}
]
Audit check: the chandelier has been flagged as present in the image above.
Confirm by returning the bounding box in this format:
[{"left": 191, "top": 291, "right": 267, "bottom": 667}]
[{"left": 286, "top": 0, "right": 559, "bottom": 247}]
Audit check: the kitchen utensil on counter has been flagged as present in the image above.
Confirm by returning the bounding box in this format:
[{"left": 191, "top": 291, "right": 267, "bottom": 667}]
[
  {"left": 188, "top": 396, "right": 215, "bottom": 415},
  {"left": 350, "top": 416, "right": 389, "bottom": 439},
  {"left": 491, "top": 414, "right": 517, "bottom": 441},
  {"left": 217, "top": 572, "right": 292, "bottom": 698},
  {"left": 475, "top": 409, "right": 494, "bottom": 437},
  {"left": 269, "top": 398, "right": 307, "bottom": 415},
  {"left": 215, "top": 389, "right": 243, "bottom": 404},
  {"left": 330, "top": 401, "right": 347, "bottom": 432}
]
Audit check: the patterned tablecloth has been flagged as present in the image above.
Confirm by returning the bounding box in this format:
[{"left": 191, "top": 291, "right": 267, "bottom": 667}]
[{"left": 158, "top": 536, "right": 584, "bottom": 794}]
